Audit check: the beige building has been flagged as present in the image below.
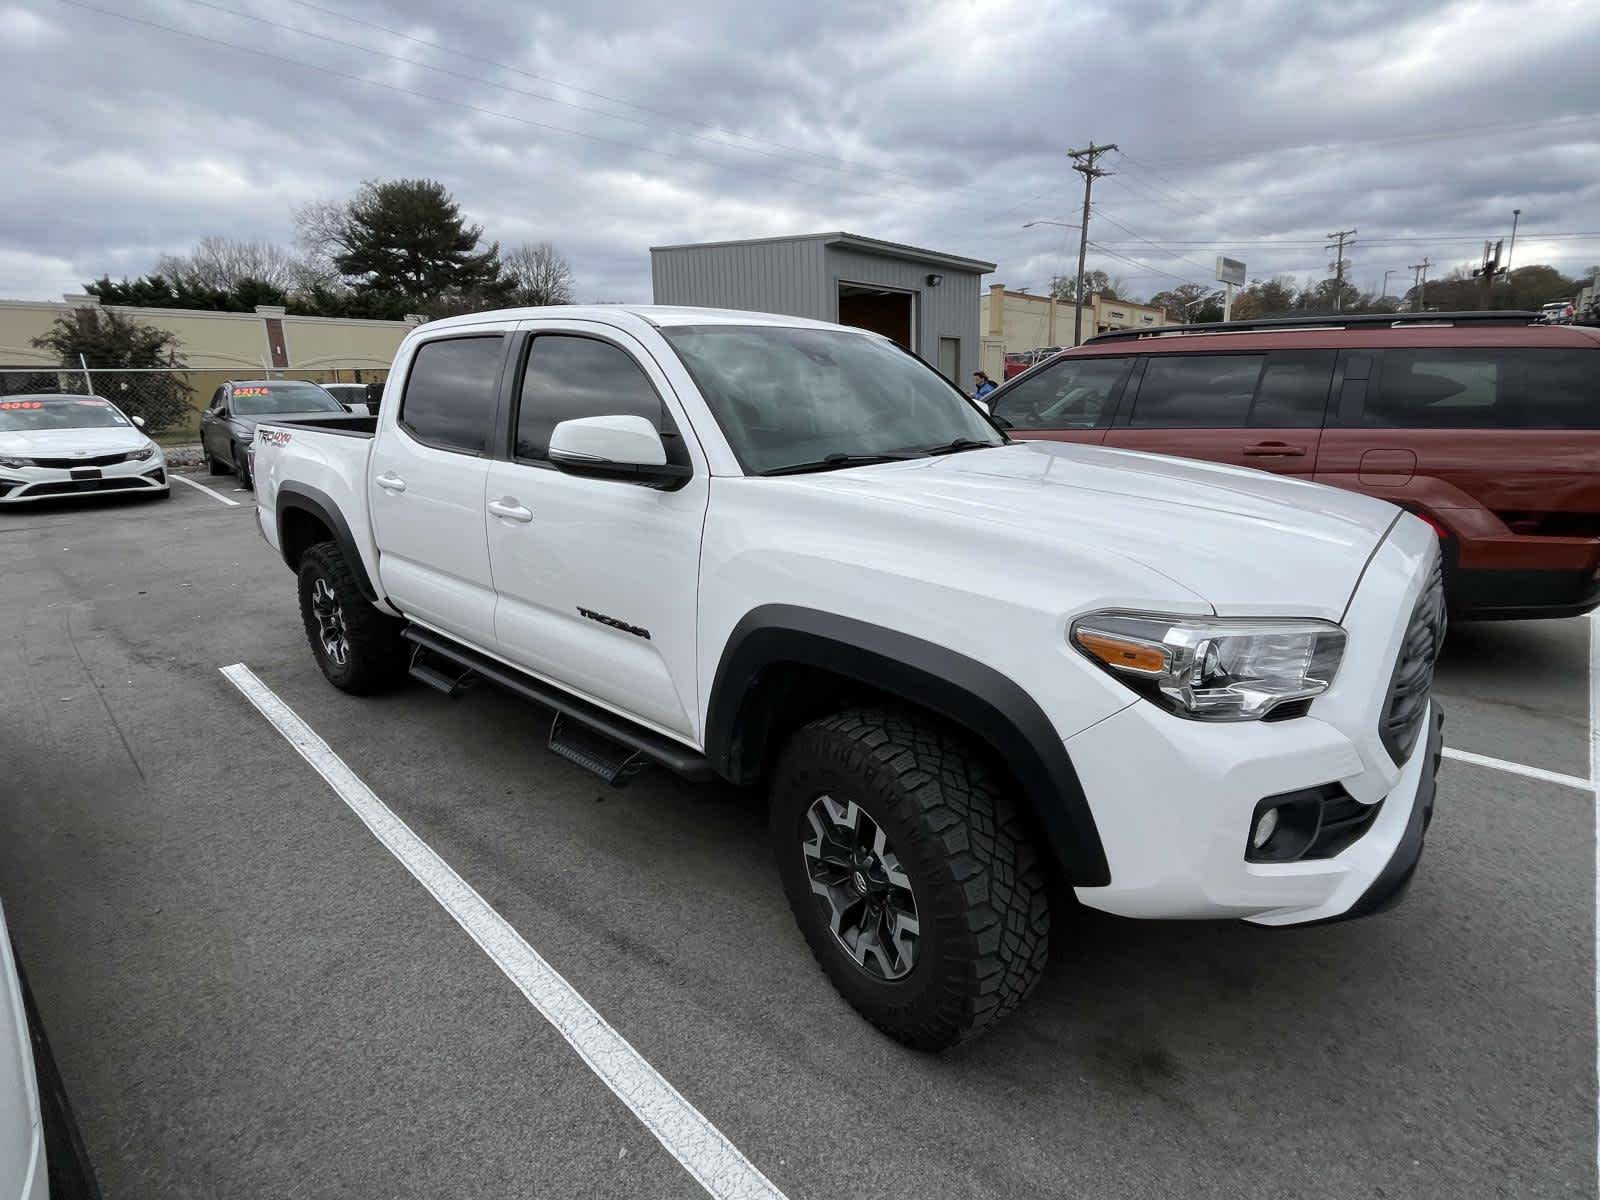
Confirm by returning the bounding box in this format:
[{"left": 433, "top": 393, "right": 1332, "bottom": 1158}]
[
  {"left": 979, "top": 285, "right": 1168, "bottom": 378},
  {"left": 0, "top": 294, "right": 424, "bottom": 435},
  {"left": 0, "top": 294, "right": 421, "bottom": 372}
]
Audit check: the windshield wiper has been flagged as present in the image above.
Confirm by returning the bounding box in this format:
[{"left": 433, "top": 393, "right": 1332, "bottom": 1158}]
[
  {"left": 920, "top": 437, "right": 998, "bottom": 456},
  {"left": 760, "top": 452, "right": 918, "bottom": 477}
]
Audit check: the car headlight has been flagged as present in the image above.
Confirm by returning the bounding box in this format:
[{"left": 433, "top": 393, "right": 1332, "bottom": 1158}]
[
  {"left": 1070, "top": 612, "right": 1345, "bottom": 721},
  {"left": 129, "top": 445, "right": 157, "bottom": 461},
  {"left": 0, "top": 456, "right": 31, "bottom": 469}
]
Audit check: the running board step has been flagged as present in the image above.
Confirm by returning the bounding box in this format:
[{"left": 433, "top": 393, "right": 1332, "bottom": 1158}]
[
  {"left": 548, "top": 714, "right": 647, "bottom": 787},
  {"left": 398, "top": 626, "right": 718, "bottom": 783},
  {"left": 408, "top": 646, "right": 476, "bottom": 697}
]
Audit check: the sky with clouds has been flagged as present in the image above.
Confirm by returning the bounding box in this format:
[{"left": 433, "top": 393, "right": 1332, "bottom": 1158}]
[{"left": 3, "top": 0, "right": 1598, "bottom": 306}]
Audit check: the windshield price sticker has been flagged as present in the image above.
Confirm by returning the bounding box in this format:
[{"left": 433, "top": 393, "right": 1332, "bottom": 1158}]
[
  {"left": 0, "top": 401, "right": 45, "bottom": 410},
  {"left": 233, "top": 387, "right": 272, "bottom": 397}
]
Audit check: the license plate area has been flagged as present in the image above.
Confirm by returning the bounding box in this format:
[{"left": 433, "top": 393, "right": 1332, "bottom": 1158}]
[{"left": 70, "top": 468, "right": 102, "bottom": 480}]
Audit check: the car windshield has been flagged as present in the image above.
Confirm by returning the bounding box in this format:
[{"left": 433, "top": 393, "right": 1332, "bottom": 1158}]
[
  {"left": 231, "top": 383, "right": 344, "bottom": 415},
  {"left": 661, "top": 325, "right": 1003, "bottom": 474},
  {"left": 0, "top": 395, "right": 132, "bottom": 431}
]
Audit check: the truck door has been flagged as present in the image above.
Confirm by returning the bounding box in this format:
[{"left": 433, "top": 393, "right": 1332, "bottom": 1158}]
[
  {"left": 484, "top": 325, "right": 707, "bottom": 739},
  {"left": 368, "top": 332, "right": 508, "bottom": 647},
  {"left": 1102, "top": 350, "right": 1332, "bottom": 476}
]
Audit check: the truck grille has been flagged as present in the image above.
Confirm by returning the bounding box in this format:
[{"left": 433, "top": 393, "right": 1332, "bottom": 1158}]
[{"left": 1380, "top": 556, "right": 1445, "bottom": 765}]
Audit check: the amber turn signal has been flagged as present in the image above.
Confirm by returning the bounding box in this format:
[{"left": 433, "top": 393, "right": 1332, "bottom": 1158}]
[{"left": 1074, "top": 630, "right": 1168, "bottom": 674}]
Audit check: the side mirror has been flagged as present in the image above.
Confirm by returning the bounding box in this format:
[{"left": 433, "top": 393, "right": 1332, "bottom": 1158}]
[
  {"left": 547, "top": 415, "right": 690, "bottom": 487},
  {"left": 131, "top": 415, "right": 147, "bottom": 429}
]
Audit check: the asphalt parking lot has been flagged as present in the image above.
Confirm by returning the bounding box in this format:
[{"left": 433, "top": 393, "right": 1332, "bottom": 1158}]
[{"left": 0, "top": 475, "right": 1593, "bottom": 1199}]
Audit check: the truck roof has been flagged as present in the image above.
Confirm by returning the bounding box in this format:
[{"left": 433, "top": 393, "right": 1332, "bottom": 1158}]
[{"left": 416, "top": 304, "right": 855, "bottom": 335}]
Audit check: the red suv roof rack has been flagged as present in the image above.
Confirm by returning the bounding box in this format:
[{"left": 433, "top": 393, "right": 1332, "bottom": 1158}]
[{"left": 1083, "top": 310, "right": 1544, "bottom": 344}]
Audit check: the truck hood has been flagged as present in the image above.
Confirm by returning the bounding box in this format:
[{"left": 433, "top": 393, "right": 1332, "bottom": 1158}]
[
  {"left": 792, "top": 441, "right": 1400, "bottom": 620},
  {"left": 0, "top": 426, "right": 149, "bottom": 456}
]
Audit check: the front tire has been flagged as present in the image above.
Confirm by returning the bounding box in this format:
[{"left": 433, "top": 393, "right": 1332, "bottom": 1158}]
[
  {"left": 770, "top": 708, "right": 1050, "bottom": 1051},
  {"left": 296, "top": 542, "right": 407, "bottom": 694},
  {"left": 232, "top": 443, "right": 253, "bottom": 490}
]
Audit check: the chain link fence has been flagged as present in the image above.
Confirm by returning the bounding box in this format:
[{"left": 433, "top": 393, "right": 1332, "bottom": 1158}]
[{"left": 0, "top": 366, "right": 390, "bottom": 440}]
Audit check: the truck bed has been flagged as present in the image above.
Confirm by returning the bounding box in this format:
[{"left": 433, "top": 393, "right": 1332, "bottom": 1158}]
[{"left": 266, "top": 413, "right": 378, "bottom": 438}]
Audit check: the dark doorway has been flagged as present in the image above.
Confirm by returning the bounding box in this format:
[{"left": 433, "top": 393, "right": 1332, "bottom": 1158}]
[{"left": 838, "top": 284, "right": 913, "bottom": 350}]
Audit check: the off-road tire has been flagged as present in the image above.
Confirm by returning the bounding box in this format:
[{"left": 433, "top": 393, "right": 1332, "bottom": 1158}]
[
  {"left": 770, "top": 708, "right": 1050, "bottom": 1051},
  {"left": 297, "top": 542, "right": 407, "bottom": 694}
]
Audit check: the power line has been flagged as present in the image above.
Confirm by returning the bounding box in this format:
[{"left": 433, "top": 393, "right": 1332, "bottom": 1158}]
[
  {"left": 276, "top": 0, "right": 934, "bottom": 190},
  {"left": 52, "top": 0, "right": 1002, "bottom": 220},
  {"left": 1136, "top": 112, "right": 1600, "bottom": 172},
  {"left": 1086, "top": 207, "right": 1214, "bottom": 275},
  {"left": 1088, "top": 232, "right": 1600, "bottom": 247},
  {"left": 177, "top": 0, "right": 946, "bottom": 195}
]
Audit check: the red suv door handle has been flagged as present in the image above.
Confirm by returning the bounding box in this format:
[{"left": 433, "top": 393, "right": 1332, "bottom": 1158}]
[{"left": 1242, "top": 442, "right": 1307, "bottom": 457}]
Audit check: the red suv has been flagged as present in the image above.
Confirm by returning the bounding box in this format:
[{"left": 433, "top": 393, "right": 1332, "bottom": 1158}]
[{"left": 987, "top": 311, "right": 1600, "bottom": 619}]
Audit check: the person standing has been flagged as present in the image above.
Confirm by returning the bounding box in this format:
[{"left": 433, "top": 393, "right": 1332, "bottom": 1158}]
[{"left": 972, "top": 370, "right": 997, "bottom": 400}]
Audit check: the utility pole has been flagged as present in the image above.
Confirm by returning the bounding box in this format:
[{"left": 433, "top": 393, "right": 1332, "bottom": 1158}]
[
  {"left": 1472, "top": 240, "right": 1504, "bottom": 308},
  {"left": 1408, "top": 258, "right": 1431, "bottom": 312},
  {"left": 1067, "top": 140, "right": 1117, "bottom": 346},
  {"left": 1325, "top": 228, "right": 1357, "bottom": 312},
  {"left": 1381, "top": 268, "right": 1401, "bottom": 300},
  {"left": 1506, "top": 208, "right": 1521, "bottom": 277}
]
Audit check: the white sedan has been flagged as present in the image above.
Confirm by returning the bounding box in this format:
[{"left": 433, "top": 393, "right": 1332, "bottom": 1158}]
[
  {"left": 0, "top": 394, "right": 169, "bottom": 505},
  {"left": 0, "top": 900, "right": 43, "bottom": 1200}
]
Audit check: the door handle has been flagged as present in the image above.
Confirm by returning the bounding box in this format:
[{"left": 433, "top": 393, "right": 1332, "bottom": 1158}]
[
  {"left": 488, "top": 497, "right": 533, "bottom": 523},
  {"left": 1242, "top": 442, "right": 1307, "bottom": 457},
  {"left": 376, "top": 472, "right": 407, "bottom": 492}
]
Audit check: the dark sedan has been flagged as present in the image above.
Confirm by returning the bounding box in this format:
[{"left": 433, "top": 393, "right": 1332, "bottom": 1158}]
[{"left": 199, "top": 380, "right": 347, "bottom": 488}]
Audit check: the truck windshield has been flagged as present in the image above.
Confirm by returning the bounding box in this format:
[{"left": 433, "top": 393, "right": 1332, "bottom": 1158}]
[
  {"left": 0, "top": 396, "right": 131, "bottom": 431},
  {"left": 661, "top": 325, "right": 1003, "bottom": 475},
  {"left": 232, "top": 383, "right": 344, "bottom": 416}
]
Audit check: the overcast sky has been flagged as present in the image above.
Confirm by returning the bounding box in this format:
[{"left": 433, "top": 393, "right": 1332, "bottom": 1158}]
[{"left": 4, "top": 0, "right": 1598, "bottom": 306}]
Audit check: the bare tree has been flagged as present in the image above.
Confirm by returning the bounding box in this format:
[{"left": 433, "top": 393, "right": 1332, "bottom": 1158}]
[
  {"left": 291, "top": 197, "right": 354, "bottom": 289},
  {"left": 504, "top": 241, "right": 576, "bottom": 307},
  {"left": 157, "top": 235, "right": 299, "bottom": 291}
]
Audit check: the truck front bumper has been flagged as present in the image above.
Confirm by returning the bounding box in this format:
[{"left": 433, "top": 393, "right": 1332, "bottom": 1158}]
[{"left": 1066, "top": 698, "right": 1442, "bottom": 927}]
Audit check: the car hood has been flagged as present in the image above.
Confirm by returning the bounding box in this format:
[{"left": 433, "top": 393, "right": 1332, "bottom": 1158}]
[
  {"left": 789, "top": 441, "right": 1401, "bottom": 620},
  {"left": 0, "top": 426, "right": 149, "bottom": 456}
]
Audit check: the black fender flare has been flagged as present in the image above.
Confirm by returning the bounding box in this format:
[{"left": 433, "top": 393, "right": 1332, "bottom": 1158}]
[
  {"left": 705, "top": 604, "right": 1111, "bottom": 886},
  {"left": 275, "top": 482, "right": 380, "bottom": 603}
]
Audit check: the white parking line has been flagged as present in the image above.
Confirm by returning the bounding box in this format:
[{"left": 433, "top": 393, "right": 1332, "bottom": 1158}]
[
  {"left": 218, "top": 663, "right": 786, "bottom": 1200},
  {"left": 172, "top": 474, "right": 241, "bottom": 507},
  {"left": 1590, "top": 610, "right": 1599, "bottom": 1180},
  {"left": 1441, "top": 747, "right": 1590, "bottom": 792}
]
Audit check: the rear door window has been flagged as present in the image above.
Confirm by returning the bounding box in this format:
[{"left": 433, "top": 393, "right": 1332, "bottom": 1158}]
[
  {"left": 399, "top": 335, "right": 505, "bottom": 454},
  {"left": 1248, "top": 351, "right": 1335, "bottom": 428},
  {"left": 1127, "top": 354, "right": 1265, "bottom": 427},
  {"left": 989, "top": 355, "right": 1130, "bottom": 430}
]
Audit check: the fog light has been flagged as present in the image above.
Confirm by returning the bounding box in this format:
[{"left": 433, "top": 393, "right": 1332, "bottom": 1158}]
[{"left": 1251, "top": 807, "right": 1279, "bottom": 851}]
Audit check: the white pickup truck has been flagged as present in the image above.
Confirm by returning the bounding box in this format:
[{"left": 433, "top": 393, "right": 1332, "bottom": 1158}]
[{"left": 250, "top": 304, "right": 1444, "bottom": 1049}]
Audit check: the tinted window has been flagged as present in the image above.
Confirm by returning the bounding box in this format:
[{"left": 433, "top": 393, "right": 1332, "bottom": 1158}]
[
  {"left": 400, "top": 336, "right": 504, "bottom": 454},
  {"left": 1364, "top": 348, "right": 1598, "bottom": 430},
  {"left": 661, "top": 326, "right": 1001, "bottom": 474},
  {"left": 1248, "top": 351, "right": 1335, "bottom": 428},
  {"left": 990, "top": 356, "right": 1129, "bottom": 430},
  {"left": 1129, "top": 355, "right": 1265, "bottom": 427},
  {"left": 516, "top": 335, "right": 686, "bottom": 466}
]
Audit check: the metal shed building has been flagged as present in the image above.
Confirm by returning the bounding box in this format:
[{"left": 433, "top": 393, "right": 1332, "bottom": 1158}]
[{"left": 650, "top": 232, "right": 995, "bottom": 384}]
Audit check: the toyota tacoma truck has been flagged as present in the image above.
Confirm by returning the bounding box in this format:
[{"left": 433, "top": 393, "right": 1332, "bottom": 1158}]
[{"left": 248, "top": 305, "right": 1445, "bottom": 1050}]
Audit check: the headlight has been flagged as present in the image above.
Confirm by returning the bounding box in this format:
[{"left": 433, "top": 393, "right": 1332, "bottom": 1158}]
[
  {"left": 1070, "top": 612, "right": 1345, "bottom": 721},
  {"left": 130, "top": 445, "right": 157, "bottom": 461},
  {"left": 0, "top": 456, "right": 30, "bottom": 469}
]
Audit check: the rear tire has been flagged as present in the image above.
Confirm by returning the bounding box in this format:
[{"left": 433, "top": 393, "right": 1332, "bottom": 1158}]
[
  {"left": 770, "top": 708, "right": 1050, "bottom": 1051},
  {"left": 297, "top": 542, "right": 407, "bottom": 694}
]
